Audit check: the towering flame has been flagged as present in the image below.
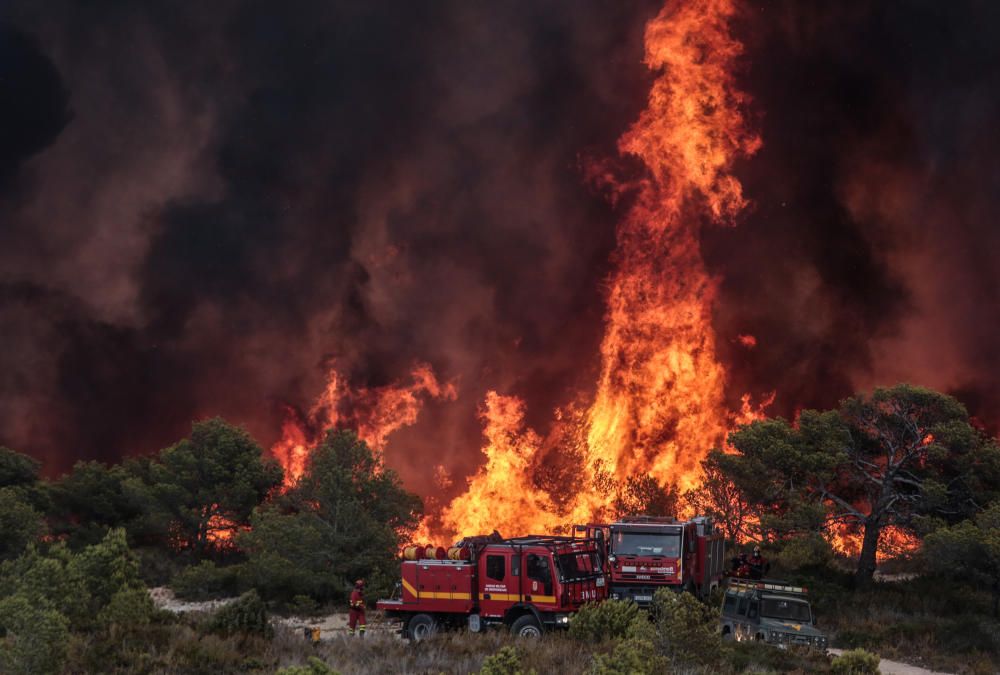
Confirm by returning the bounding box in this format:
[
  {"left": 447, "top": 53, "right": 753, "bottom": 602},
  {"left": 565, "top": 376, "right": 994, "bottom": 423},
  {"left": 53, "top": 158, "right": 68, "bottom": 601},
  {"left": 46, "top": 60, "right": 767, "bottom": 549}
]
[
  {"left": 431, "top": 0, "right": 762, "bottom": 540},
  {"left": 275, "top": 0, "right": 762, "bottom": 542}
]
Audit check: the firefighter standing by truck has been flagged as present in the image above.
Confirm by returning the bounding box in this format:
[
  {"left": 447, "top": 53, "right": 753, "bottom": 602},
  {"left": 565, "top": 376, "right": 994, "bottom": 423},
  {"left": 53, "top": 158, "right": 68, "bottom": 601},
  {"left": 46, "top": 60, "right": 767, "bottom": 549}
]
[{"left": 349, "top": 579, "right": 366, "bottom": 637}]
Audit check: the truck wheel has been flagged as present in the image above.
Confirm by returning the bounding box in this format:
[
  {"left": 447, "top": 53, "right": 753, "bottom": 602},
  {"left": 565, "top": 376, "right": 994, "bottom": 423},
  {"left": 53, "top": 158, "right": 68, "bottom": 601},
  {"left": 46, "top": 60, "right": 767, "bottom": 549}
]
[
  {"left": 406, "top": 613, "right": 437, "bottom": 641},
  {"left": 510, "top": 615, "right": 542, "bottom": 638}
]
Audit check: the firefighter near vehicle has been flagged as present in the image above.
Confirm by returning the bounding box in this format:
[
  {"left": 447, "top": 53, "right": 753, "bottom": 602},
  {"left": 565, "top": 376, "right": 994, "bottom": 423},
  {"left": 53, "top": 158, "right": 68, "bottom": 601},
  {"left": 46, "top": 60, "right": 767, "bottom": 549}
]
[
  {"left": 376, "top": 533, "right": 607, "bottom": 639},
  {"left": 575, "top": 515, "right": 726, "bottom": 607}
]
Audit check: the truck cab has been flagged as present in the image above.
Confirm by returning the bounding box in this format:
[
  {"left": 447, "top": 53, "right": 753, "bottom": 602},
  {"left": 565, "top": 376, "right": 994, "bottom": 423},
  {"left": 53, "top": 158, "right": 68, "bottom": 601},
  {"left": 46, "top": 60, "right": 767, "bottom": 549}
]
[
  {"left": 720, "top": 580, "right": 828, "bottom": 649},
  {"left": 580, "top": 515, "right": 724, "bottom": 607},
  {"left": 377, "top": 535, "right": 607, "bottom": 640}
]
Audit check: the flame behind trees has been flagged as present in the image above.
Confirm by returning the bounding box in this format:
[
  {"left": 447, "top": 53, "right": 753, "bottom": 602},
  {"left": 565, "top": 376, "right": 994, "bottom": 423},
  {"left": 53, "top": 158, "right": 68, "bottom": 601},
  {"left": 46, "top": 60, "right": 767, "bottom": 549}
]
[{"left": 710, "top": 384, "right": 1000, "bottom": 583}]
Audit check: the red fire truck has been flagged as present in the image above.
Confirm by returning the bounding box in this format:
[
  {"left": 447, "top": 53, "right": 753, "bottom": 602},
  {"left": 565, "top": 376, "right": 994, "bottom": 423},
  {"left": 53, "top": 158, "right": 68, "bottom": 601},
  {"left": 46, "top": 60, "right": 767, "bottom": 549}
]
[
  {"left": 577, "top": 515, "right": 726, "bottom": 607},
  {"left": 376, "top": 535, "right": 607, "bottom": 640}
]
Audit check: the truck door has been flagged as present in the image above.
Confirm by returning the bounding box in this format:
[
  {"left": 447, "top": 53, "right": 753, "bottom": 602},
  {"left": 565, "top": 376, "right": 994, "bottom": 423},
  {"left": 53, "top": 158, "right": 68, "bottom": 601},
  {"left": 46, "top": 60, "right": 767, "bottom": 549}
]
[{"left": 478, "top": 550, "right": 516, "bottom": 618}]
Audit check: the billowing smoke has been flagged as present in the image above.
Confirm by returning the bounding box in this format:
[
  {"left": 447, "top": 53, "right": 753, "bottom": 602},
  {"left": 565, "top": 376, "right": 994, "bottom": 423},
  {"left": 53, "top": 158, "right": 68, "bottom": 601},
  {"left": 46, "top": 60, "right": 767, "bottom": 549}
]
[
  {"left": 2, "top": 0, "right": 999, "bottom": 500},
  {"left": 712, "top": 1, "right": 1000, "bottom": 433}
]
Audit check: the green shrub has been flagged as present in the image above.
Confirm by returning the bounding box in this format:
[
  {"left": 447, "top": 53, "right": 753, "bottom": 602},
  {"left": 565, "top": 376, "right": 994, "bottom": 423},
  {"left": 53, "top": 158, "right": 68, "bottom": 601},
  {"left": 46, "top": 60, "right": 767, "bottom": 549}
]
[
  {"left": 0, "top": 544, "right": 91, "bottom": 626},
  {"left": 568, "top": 600, "right": 640, "bottom": 643},
  {"left": 288, "top": 594, "right": 321, "bottom": 615},
  {"left": 774, "top": 532, "right": 835, "bottom": 571},
  {"left": 70, "top": 528, "right": 144, "bottom": 611},
  {"left": 649, "top": 588, "right": 720, "bottom": 666},
  {"left": 480, "top": 645, "right": 535, "bottom": 675},
  {"left": 721, "top": 640, "right": 832, "bottom": 673},
  {"left": 98, "top": 586, "right": 156, "bottom": 627},
  {"left": 834, "top": 629, "right": 881, "bottom": 650},
  {"left": 208, "top": 590, "right": 272, "bottom": 638},
  {"left": 171, "top": 560, "right": 240, "bottom": 600},
  {"left": 0, "top": 593, "right": 70, "bottom": 675},
  {"left": 278, "top": 656, "right": 341, "bottom": 674},
  {"left": 0, "top": 488, "right": 45, "bottom": 562},
  {"left": 831, "top": 648, "right": 880, "bottom": 675},
  {"left": 589, "top": 637, "right": 666, "bottom": 675}
]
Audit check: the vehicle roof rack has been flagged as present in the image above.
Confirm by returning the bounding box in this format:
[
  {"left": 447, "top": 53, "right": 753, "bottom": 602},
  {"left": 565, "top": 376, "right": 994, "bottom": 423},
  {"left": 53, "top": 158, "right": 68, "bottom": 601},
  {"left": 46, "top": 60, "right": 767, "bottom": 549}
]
[
  {"left": 616, "top": 515, "right": 676, "bottom": 524},
  {"left": 727, "top": 578, "right": 808, "bottom": 595}
]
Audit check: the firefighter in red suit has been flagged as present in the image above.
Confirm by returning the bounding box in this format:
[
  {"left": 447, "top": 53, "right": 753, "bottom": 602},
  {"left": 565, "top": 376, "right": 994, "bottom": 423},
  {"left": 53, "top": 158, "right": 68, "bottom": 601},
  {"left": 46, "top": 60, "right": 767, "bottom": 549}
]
[{"left": 349, "top": 579, "right": 366, "bottom": 637}]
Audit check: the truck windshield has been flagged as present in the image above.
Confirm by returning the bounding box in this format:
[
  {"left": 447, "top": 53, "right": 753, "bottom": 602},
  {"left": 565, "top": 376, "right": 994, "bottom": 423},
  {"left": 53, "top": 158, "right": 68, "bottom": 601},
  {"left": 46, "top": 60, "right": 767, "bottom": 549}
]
[
  {"left": 760, "top": 597, "right": 811, "bottom": 622},
  {"left": 557, "top": 552, "right": 601, "bottom": 580},
  {"left": 613, "top": 531, "right": 680, "bottom": 557}
]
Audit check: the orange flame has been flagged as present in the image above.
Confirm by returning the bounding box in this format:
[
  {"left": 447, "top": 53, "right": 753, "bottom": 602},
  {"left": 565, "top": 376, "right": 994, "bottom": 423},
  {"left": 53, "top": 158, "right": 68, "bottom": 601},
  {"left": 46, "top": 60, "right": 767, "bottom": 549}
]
[
  {"left": 271, "top": 363, "right": 456, "bottom": 486},
  {"left": 829, "top": 523, "right": 921, "bottom": 562},
  {"left": 426, "top": 0, "right": 762, "bottom": 542}
]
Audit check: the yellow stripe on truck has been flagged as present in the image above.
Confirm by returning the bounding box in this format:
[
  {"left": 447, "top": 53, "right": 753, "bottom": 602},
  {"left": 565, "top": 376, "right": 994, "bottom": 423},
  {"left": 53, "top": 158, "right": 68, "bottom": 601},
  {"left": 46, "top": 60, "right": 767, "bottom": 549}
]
[{"left": 401, "top": 583, "right": 553, "bottom": 604}]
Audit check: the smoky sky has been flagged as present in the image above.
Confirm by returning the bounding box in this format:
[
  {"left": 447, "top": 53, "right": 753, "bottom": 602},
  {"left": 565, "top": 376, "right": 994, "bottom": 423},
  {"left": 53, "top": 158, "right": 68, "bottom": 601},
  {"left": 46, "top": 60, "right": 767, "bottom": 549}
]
[{"left": 2, "top": 1, "right": 999, "bottom": 488}]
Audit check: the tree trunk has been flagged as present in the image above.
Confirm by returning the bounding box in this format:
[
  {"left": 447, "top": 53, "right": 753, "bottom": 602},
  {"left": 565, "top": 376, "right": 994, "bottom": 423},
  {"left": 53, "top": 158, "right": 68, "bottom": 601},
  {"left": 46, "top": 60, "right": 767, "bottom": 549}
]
[{"left": 855, "top": 518, "right": 881, "bottom": 585}]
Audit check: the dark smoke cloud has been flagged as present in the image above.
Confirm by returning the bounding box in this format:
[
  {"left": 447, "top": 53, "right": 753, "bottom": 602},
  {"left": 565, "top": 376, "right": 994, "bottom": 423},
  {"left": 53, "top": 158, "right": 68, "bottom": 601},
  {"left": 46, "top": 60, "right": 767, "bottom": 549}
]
[
  {"left": 712, "top": 0, "right": 1000, "bottom": 428},
  {"left": 0, "top": 0, "right": 660, "bottom": 482},
  {"left": 2, "top": 0, "right": 999, "bottom": 490}
]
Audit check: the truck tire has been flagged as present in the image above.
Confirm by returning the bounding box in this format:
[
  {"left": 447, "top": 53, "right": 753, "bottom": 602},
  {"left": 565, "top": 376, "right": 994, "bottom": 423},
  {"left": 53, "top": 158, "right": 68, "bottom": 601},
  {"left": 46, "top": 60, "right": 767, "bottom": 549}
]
[
  {"left": 406, "top": 613, "right": 437, "bottom": 641},
  {"left": 510, "top": 614, "right": 542, "bottom": 638}
]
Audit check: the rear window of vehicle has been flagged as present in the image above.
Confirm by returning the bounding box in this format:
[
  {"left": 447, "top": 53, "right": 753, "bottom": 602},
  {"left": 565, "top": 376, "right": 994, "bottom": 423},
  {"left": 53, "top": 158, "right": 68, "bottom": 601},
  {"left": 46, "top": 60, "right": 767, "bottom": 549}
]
[
  {"left": 723, "top": 591, "right": 738, "bottom": 614},
  {"left": 557, "top": 551, "right": 601, "bottom": 580}
]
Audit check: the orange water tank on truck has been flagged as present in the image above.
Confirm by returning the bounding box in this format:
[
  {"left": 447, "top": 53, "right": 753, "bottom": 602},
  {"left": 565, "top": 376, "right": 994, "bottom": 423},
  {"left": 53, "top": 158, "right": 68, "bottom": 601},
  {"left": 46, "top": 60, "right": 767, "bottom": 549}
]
[
  {"left": 577, "top": 515, "right": 725, "bottom": 607},
  {"left": 376, "top": 534, "right": 607, "bottom": 639}
]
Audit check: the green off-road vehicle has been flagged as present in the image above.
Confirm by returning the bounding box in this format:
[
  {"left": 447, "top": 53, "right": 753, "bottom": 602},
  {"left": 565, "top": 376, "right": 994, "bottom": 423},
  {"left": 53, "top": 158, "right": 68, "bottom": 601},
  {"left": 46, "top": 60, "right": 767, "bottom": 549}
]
[{"left": 720, "top": 580, "right": 828, "bottom": 649}]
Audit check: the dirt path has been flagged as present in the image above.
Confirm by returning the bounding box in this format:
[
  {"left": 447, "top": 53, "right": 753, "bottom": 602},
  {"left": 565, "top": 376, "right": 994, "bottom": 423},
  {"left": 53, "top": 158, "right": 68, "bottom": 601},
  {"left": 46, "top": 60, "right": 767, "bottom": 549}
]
[
  {"left": 150, "top": 587, "right": 396, "bottom": 639},
  {"left": 828, "top": 648, "right": 953, "bottom": 675}
]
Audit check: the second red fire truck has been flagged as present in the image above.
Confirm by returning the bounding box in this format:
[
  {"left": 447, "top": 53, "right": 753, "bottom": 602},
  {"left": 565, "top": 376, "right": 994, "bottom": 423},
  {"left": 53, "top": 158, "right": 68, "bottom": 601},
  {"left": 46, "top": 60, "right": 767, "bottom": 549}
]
[
  {"left": 577, "top": 515, "right": 726, "bottom": 607},
  {"left": 377, "top": 534, "right": 607, "bottom": 639}
]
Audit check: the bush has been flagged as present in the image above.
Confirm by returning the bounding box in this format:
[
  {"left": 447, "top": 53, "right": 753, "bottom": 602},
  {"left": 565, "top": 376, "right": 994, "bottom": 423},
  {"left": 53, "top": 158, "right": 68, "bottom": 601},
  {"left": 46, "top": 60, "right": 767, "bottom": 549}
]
[
  {"left": 278, "top": 656, "right": 341, "bottom": 675},
  {"left": 0, "top": 488, "right": 45, "bottom": 561},
  {"left": 774, "top": 532, "right": 835, "bottom": 571},
  {"left": 649, "top": 588, "right": 720, "bottom": 666},
  {"left": 0, "top": 544, "right": 91, "bottom": 626},
  {"left": 98, "top": 586, "right": 156, "bottom": 628},
  {"left": 208, "top": 590, "right": 272, "bottom": 638},
  {"left": 70, "top": 528, "right": 144, "bottom": 611},
  {"left": 568, "top": 600, "right": 640, "bottom": 643},
  {"left": 831, "top": 648, "right": 880, "bottom": 675},
  {"left": 0, "top": 593, "right": 70, "bottom": 675},
  {"left": 288, "top": 594, "right": 321, "bottom": 615},
  {"left": 589, "top": 636, "right": 666, "bottom": 675},
  {"left": 721, "top": 640, "right": 832, "bottom": 673},
  {"left": 171, "top": 560, "right": 240, "bottom": 600},
  {"left": 480, "top": 645, "right": 533, "bottom": 675}
]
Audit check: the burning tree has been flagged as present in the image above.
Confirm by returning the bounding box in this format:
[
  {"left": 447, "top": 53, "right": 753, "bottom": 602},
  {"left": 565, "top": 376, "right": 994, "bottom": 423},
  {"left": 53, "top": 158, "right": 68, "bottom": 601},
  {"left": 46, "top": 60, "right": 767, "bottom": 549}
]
[{"left": 715, "top": 384, "right": 1000, "bottom": 583}]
